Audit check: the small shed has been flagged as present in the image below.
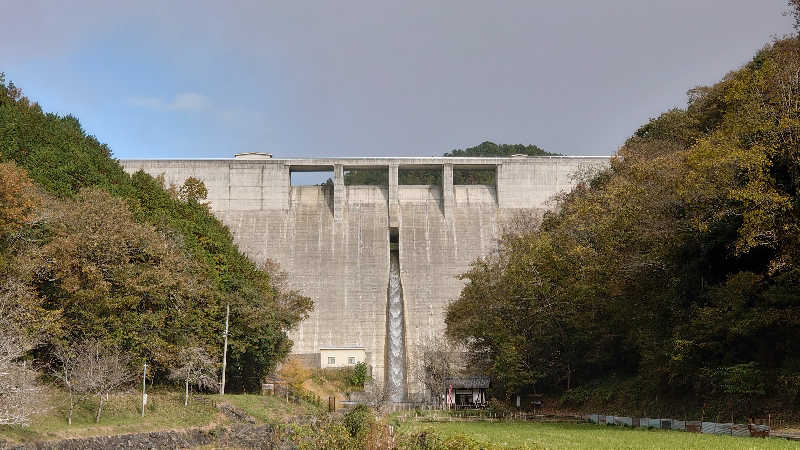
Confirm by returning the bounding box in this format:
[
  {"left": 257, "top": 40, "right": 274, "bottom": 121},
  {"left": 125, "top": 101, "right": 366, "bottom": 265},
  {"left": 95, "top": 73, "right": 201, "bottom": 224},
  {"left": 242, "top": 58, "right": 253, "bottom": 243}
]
[{"left": 444, "top": 376, "right": 490, "bottom": 408}]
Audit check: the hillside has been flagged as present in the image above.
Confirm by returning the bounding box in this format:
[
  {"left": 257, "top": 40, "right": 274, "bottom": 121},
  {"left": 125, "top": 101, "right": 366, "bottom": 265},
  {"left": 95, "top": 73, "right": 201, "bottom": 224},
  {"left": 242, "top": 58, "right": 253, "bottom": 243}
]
[
  {"left": 0, "top": 75, "right": 312, "bottom": 394},
  {"left": 446, "top": 37, "right": 800, "bottom": 418}
]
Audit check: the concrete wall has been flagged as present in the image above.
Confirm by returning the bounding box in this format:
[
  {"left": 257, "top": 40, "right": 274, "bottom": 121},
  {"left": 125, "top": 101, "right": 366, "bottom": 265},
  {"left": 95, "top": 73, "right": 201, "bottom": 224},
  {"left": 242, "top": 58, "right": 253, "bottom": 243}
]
[{"left": 121, "top": 156, "right": 609, "bottom": 393}]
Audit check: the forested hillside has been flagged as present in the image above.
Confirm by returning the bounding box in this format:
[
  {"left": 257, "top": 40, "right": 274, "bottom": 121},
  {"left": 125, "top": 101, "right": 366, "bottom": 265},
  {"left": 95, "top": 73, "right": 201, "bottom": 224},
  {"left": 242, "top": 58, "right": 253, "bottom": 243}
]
[
  {"left": 446, "top": 36, "right": 800, "bottom": 416},
  {"left": 0, "top": 76, "right": 312, "bottom": 392}
]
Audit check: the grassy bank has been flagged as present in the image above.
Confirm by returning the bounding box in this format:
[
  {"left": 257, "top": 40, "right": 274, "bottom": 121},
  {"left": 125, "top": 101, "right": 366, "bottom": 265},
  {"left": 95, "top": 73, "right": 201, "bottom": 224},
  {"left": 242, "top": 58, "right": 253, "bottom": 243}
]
[
  {"left": 0, "top": 388, "right": 318, "bottom": 444},
  {"left": 396, "top": 421, "right": 797, "bottom": 449}
]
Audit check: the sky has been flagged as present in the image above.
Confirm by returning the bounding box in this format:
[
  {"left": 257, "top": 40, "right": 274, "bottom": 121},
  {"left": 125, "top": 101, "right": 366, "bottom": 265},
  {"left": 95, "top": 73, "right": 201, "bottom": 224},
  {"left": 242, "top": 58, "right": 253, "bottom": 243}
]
[{"left": 1, "top": 1, "right": 795, "bottom": 165}]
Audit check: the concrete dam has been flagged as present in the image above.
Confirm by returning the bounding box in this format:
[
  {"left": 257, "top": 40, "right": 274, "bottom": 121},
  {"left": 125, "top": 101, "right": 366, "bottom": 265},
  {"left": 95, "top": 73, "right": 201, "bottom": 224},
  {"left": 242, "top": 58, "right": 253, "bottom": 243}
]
[{"left": 122, "top": 155, "right": 609, "bottom": 398}]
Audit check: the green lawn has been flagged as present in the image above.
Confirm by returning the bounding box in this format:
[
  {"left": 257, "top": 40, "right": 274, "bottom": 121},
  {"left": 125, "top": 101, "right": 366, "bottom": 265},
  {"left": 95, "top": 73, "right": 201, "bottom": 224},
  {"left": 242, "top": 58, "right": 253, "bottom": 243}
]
[
  {"left": 0, "top": 388, "right": 317, "bottom": 444},
  {"left": 397, "top": 420, "right": 798, "bottom": 449},
  {"left": 223, "top": 392, "right": 322, "bottom": 423}
]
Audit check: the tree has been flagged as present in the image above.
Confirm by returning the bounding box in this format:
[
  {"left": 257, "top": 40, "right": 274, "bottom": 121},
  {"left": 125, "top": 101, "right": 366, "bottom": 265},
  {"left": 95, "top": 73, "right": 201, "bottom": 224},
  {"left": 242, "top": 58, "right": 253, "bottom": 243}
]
[
  {"left": 278, "top": 356, "right": 311, "bottom": 390},
  {"left": 0, "top": 255, "right": 52, "bottom": 426},
  {"left": 0, "top": 324, "right": 44, "bottom": 426},
  {"left": 0, "top": 162, "right": 38, "bottom": 241},
  {"left": 349, "top": 361, "right": 370, "bottom": 388},
  {"left": 444, "top": 37, "right": 800, "bottom": 411},
  {"left": 26, "top": 188, "right": 217, "bottom": 368},
  {"left": 178, "top": 177, "right": 208, "bottom": 204},
  {"left": 51, "top": 342, "right": 81, "bottom": 425},
  {"left": 1, "top": 75, "right": 312, "bottom": 392},
  {"left": 788, "top": 0, "right": 800, "bottom": 34},
  {"left": 410, "top": 335, "right": 463, "bottom": 404},
  {"left": 169, "top": 346, "right": 218, "bottom": 406},
  {"left": 74, "top": 340, "right": 135, "bottom": 423}
]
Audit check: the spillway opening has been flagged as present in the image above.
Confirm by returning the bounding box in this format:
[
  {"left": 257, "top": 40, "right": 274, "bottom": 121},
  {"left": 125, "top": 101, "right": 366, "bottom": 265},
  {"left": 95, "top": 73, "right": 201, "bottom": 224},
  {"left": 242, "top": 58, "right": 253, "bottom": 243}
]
[
  {"left": 386, "top": 227, "right": 406, "bottom": 402},
  {"left": 289, "top": 167, "right": 335, "bottom": 212},
  {"left": 344, "top": 168, "right": 389, "bottom": 186},
  {"left": 398, "top": 167, "right": 442, "bottom": 185},
  {"left": 453, "top": 167, "right": 497, "bottom": 185}
]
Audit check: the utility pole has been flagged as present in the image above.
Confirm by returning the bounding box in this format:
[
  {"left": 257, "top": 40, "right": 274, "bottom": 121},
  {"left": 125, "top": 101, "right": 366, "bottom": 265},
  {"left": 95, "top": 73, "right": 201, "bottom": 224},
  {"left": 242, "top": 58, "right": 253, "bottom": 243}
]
[
  {"left": 221, "top": 303, "right": 230, "bottom": 395},
  {"left": 141, "top": 363, "right": 147, "bottom": 417}
]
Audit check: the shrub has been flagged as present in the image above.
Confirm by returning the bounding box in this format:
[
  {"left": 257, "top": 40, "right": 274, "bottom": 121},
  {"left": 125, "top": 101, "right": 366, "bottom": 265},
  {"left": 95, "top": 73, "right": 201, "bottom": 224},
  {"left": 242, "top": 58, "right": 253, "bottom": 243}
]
[
  {"left": 349, "top": 361, "right": 369, "bottom": 388},
  {"left": 343, "top": 404, "right": 374, "bottom": 438}
]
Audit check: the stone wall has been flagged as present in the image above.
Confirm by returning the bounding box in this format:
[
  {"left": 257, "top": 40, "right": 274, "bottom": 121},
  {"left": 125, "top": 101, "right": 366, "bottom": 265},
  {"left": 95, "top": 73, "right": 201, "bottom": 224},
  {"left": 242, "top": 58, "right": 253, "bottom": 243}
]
[{"left": 0, "top": 424, "right": 284, "bottom": 450}]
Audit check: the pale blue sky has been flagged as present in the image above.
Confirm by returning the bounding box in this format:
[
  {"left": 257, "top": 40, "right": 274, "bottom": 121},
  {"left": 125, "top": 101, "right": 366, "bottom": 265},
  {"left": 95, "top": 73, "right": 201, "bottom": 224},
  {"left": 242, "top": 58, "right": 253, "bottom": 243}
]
[{"left": 1, "top": 1, "right": 794, "bottom": 162}]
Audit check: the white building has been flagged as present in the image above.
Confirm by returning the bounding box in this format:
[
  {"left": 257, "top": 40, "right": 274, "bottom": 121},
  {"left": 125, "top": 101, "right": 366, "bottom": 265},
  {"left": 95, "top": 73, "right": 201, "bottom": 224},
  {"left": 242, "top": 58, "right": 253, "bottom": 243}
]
[{"left": 320, "top": 346, "right": 366, "bottom": 369}]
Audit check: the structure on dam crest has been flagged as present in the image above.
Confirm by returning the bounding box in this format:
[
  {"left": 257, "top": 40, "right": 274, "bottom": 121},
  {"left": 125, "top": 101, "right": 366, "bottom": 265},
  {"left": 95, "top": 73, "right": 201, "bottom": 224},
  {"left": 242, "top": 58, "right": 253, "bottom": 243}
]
[{"left": 122, "top": 154, "right": 609, "bottom": 399}]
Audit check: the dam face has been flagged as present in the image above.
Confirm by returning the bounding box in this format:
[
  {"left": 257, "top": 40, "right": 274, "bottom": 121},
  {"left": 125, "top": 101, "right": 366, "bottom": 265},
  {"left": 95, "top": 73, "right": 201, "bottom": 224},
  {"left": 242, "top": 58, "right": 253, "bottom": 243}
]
[{"left": 122, "top": 156, "right": 609, "bottom": 396}]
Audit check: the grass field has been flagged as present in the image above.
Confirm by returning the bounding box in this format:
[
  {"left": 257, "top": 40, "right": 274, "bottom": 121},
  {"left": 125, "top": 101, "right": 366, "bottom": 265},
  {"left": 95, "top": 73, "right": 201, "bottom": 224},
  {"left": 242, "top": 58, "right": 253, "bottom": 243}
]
[
  {"left": 397, "top": 420, "right": 798, "bottom": 449},
  {"left": 0, "top": 388, "right": 317, "bottom": 444}
]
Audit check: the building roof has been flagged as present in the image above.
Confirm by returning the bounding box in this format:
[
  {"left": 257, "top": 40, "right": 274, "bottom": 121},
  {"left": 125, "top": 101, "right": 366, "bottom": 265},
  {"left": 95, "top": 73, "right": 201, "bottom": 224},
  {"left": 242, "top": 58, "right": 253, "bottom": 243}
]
[
  {"left": 319, "top": 346, "right": 365, "bottom": 351},
  {"left": 444, "top": 376, "right": 491, "bottom": 389}
]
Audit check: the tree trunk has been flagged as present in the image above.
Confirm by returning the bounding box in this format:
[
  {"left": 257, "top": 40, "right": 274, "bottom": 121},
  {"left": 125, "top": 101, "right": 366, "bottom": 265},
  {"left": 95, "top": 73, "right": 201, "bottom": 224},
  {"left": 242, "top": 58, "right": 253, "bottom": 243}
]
[
  {"left": 95, "top": 394, "right": 104, "bottom": 423},
  {"left": 68, "top": 390, "right": 73, "bottom": 425},
  {"left": 185, "top": 378, "right": 189, "bottom": 406}
]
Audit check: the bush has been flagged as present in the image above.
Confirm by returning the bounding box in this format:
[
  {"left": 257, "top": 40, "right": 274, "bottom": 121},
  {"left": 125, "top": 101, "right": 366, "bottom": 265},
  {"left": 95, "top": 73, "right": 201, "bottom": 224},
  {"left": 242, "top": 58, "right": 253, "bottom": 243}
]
[
  {"left": 395, "top": 429, "right": 494, "bottom": 450},
  {"left": 343, "top": 404, "right": 374, "bottom": 438},
  {"left": 349, "top": 362, "right": 369, "bottom": 388}
]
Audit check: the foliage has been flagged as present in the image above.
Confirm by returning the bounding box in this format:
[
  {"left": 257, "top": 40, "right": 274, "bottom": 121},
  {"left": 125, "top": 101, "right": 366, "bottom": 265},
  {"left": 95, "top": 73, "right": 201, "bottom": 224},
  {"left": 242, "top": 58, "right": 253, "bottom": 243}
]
[
  {"left": 0, "top": 161, "right": 38, "bottom": 241},
  {"left": 349, "top": 361, "right": 370, "bottom": 388},
  {"left": 343, "top": 404, "right": 374, "bottom": 438},
  {"left": 0, "top": 74, "right": 312, "bottom": 391},
  {"left": 279, "top": 357, "right": 312, "bottom": 389},
  {"left": 789, "top": 0, "right": 800, "bottom": 34},
  {"left": 177, "top": 177, "right": 208, "bottom": 204},
  {"left": 445, "top": 37, "right": 800, "bottom": 411}
]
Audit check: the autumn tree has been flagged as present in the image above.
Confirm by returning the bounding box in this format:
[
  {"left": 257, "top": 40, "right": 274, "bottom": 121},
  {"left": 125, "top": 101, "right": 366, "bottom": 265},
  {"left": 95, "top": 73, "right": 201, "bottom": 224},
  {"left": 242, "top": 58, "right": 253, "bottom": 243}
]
[
  {"left": 0, "top": 162, "right": 38, "bottom": 244},
  {"left": 25, "top": 188, "right": 217, "bottom": 369},
  {"left": 278, "top": 356, "right": 311, "bottom": 390},
  {"left": 178, "top": 177, "right": 208, "bottom": 204}
]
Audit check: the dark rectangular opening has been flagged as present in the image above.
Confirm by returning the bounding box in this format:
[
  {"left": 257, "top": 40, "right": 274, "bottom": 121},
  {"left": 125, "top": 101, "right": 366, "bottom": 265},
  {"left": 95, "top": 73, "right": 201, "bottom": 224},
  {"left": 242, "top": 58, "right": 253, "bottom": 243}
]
[
  {"left": 344, "top": 168, "right": 388, "bottom": 186},
  {"left": 399, "top": 168, "right": 441, "bottom": 185},
  {"left": 389, "top": 227, "right": 399, "bottom": 250},
  {"left": 454, "top": 167, "right": 496, "bottom": 185}
]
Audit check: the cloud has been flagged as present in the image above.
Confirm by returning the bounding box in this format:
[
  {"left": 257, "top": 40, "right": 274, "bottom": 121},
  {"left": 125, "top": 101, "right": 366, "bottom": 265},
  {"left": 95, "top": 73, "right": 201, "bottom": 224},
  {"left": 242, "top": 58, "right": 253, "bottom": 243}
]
[
  {"left": 169, "top": 92, "right": 211, "bottom": 110},
  {"left": 128, "top": 92, "right": 211, "bottom": 111}
]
